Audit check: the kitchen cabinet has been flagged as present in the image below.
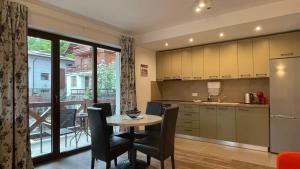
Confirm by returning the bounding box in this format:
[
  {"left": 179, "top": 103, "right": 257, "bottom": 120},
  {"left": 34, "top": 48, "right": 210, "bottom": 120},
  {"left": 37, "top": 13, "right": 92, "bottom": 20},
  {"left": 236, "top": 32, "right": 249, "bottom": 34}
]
[
  {"left": 270, "top": 31, "right": 300, "bottom": 59},
  {"left": 217, "top": 106, "right": 236, "bottom": 142},
  {"left": 253, "top": 37, "right": 270, "bottom": 78},
  {"left": 181, "top": 48, "right": 193, "bottom": 80},
  {"left": 177, "top": 104, "right": 200, "bottom": 136},
  {"left": 204, "top": 44, "right": 220, "bottom": 79},
  {"left": 238, "top": 39, "right": 254, "bottom": 78},
  {"left": 220, "top": 42, "right": 238, "bottom": 79},
  {"left": 171, "top": 49, "right": 182, "bottom": 79},
  {"left": 191, "top": 46, "right": 204, "bottom": 80},
  {"left": 200, "top": 106, "right": 217, "bottom": 139},
  {"left": 156, "top": 52, "right": 164, "bottom": 81},
  {"left": 236, "top": 107, "right": 269, "bottom": 147},
  {"left": 162, "top": 51, "right": 172, "bottom": 80}
]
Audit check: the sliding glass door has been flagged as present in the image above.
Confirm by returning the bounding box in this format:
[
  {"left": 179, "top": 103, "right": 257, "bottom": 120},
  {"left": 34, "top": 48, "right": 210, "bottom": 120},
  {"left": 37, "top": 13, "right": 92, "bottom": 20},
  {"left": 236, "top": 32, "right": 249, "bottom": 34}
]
[
  {"left": 28, "top": 29, "right": 121, "bottom": 162},
  {"left": 28, "top": 36, "right": 53, "bottom": 157},
  {"left": 96, "top": 48, "right": 121, "bottom": 115},
  {"left": 59, "top": 40, "right": 93, "bottom": 152}
]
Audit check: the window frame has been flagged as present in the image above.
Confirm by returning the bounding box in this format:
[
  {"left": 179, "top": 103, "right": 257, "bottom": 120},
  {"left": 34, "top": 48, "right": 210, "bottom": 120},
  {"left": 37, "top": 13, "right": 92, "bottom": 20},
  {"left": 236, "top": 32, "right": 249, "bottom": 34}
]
[{"left": 28, "top": 28, "right": 121, "bottom": 164}]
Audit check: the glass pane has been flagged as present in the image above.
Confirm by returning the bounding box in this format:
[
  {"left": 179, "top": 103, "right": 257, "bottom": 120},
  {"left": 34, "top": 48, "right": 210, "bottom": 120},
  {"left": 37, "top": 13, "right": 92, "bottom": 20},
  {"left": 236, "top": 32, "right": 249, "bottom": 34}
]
[
  {"left": 28, "top": 36, "right": 52, "bottom": 157},
  {"left": 59, "top": 40, "right": 93, "bottom": 152},
  {"left": 97, "top": 48, "right": 121, "bottom": 115}
]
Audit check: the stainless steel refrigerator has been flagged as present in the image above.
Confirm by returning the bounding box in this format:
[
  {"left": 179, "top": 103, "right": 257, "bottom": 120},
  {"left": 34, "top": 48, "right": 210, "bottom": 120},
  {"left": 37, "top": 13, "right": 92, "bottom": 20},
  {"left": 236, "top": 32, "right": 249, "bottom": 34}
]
[{"left": 270, "top": 57, "right": 300, "bottom": 153}]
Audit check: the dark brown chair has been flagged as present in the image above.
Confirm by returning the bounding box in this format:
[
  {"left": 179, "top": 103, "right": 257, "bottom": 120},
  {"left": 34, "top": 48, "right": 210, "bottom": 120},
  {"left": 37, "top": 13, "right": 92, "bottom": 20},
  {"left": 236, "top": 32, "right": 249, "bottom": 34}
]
[
  {"left": 87, "top": 107, "right": 132, "bottom": 169},
  {"left": 133, "top": 106, "right": 179, "bottom": 169}
]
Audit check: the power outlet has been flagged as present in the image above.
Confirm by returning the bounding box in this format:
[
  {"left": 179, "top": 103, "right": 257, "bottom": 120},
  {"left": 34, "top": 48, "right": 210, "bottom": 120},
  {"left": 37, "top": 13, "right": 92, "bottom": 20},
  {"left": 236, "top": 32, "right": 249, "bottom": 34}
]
[{"left": 192, "top": 93, "right": 198, "bottom": 97}]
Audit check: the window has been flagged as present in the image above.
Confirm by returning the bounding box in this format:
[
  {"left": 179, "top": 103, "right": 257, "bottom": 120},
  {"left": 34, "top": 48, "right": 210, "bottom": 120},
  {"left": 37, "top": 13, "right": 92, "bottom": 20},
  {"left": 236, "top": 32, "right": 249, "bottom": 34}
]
[
  {"left": 41, "top": 73, "right": 49, "bottom": 80},
  {"left": 71, "top": 76, "right": 77, "bottom": 87}
]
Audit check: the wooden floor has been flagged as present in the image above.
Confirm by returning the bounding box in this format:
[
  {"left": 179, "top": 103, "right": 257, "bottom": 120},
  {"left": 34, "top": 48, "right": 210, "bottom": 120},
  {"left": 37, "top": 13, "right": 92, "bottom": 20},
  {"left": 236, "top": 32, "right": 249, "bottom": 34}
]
[{"left": 36, "top": 138, "right": 277, "bottom": 169}]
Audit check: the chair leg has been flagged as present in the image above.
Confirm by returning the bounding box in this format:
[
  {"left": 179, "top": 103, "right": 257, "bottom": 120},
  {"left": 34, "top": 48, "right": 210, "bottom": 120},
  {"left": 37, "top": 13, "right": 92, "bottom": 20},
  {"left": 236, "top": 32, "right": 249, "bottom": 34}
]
[
  {"left": 91, "top": 157, "right": 95, "bottom": 169},
  {"left": 65, "top": 134, "right": 67, "bottom": 147},
  {"left": 147, "top": 155, "right": 151, "bottom": 165},
  {"left": 160, "top": 160, "right": 164, "bottom": 169},
  {"left": 114, "top": 158, "right": 117, "bottom": 166},
  {"left": 106, "top": 161, "right": 111, "bottom": 169},
  {"left": 171, "top": 155, "right": 175, "bottom": 169}
]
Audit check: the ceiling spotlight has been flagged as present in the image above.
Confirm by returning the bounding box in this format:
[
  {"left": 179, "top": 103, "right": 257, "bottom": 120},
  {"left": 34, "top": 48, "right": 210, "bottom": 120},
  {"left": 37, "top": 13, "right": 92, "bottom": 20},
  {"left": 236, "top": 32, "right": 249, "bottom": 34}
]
[
  {"left": 195, "top": 7, "right": 201, "bottom": 13},
  {"left": 219, "top": 33, "right": 224, "bottom": 37},
  {"left": 199, "top": 2, "right": 206, "bottom": 8},
  {"left": 255, "top": 26, "right": 262, "bottom": 31},
  {"left": 189, "top": 38, "right": 194, "bottom": 43},
  {"left": 164, "top": 42, "right": 169, "bottom": 47}
]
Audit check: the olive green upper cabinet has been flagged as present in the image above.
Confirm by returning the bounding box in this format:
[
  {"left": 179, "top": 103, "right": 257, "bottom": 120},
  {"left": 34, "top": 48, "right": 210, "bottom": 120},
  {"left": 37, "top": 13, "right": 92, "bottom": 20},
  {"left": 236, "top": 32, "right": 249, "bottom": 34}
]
[
  {"left": 238, "top": 39, "right": 254, "bottom": 78},
  {"left": 253, "top": 37, "right": 270, "bottom": 78},
  {"left": 204, "top": 44, "right": 220, "bottom": 79},
  {"left": 171, "top": 50, "right": 182, "bottom": 79},
  {"left": 220, "top": 42, "right": 238, "bottom": 79},
  {"left": 192, "top": 46, "right": 204, "bottom": 80},
  {"left": 270, "top": 31, "right": 300, "bottom": 59},
  {"left": 156, "top": 52, "right": 164, "bottom": 81},
  {"left": 181, "top": 48, "right": 193, "bottom": 80},
  {"left": 162, "top": 51, "right": 172, "bottom": 80}
]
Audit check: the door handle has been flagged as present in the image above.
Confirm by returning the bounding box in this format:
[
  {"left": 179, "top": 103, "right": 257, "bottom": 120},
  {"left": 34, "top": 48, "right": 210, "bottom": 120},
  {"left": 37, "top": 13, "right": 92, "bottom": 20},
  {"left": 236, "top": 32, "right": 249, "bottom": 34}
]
[{"left": 271, "top": 114, "right": 296, "bottom": 119}]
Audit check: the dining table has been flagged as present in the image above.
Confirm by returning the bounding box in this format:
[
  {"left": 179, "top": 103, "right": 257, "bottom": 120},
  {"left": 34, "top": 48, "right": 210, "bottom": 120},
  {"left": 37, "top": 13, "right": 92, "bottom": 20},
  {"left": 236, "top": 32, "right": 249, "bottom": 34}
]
[{"left": 106, "top": 114, "right": 162, "bottom": 169}]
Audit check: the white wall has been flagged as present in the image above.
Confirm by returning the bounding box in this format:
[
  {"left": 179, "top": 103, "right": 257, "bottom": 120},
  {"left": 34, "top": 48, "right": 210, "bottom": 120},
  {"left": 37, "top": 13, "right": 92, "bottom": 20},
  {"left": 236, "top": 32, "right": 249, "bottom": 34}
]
[
  {"left": 14, "top": 0, "right": 125, "bottom": 47},
  {"left": 135, "top": 46, "right": 156, "bottom": 113}
]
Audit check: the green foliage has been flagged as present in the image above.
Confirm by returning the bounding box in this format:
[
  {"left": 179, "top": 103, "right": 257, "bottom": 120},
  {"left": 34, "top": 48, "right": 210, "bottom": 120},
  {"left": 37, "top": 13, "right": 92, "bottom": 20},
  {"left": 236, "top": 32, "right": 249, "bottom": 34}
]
[
  {"left": 97, "top": 63, "right": 116, "bottom": 90},
  {"left": 28, "top": 37, "right": 75, "bottom": 59}
]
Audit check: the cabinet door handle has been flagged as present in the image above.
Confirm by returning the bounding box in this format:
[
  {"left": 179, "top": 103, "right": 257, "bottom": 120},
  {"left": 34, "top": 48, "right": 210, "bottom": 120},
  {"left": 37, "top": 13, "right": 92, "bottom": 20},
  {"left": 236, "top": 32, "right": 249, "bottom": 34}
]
[
  {"left": 221, "top": 75, "right": 232, "bottom": 79},
  {"left": 193, "top": 77, "right": 202, "bottom": 80},
  {"left": 218, "top": 108, "right": 228, "bottom": 111},
  {"left": 240, "top": 74, "right": 251, "bottom": 78},
  {"left": 183, "top": 121, "right": 192, "bottom": 124},
  {"left": 205, "top": 107, "right": 216, "bottom": 110},
  {"left": 184, "top": 129, "right": 193, "bottom": 132},
  {"left": 256, "top": 74, "right": 267, "bottom": 77},
  {"left": 209, "top": 76, "right": 219, "bottom": 79},
  {"left": 280, "top": 52, "right": 294, "bottom": 56},
  {"left": 238, "top": 108, "right": 249, "bottom": 111},
  {"left": 271, "top": 114, "right": 296, "bottom": 119}
]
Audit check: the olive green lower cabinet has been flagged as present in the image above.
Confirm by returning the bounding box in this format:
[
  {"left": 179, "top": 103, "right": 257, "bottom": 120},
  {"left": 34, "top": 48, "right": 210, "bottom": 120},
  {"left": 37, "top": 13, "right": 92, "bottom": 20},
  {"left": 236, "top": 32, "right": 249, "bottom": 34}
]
[
  {"left": 199, "top": 106, "right": 217, "bottom": 139},
  {"left": 175, "top": 103, "right": 269, "bottom": 148},
  {"left": 236, "top": 107, "right": 269, "bottom": 147},
  {"left": 217, "top": 106, "right": 236, "bottom": 142},
  {"left": 176, "top": 104, "right": 200, "bottom": 137}
]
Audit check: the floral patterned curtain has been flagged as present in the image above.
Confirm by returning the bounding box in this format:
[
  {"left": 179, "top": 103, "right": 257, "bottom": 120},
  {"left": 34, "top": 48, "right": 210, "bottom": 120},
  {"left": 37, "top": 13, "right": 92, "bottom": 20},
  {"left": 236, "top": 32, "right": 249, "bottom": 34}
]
[
  {"left": 120, "top": 35, "right": 137, "bottom": 114},
  {"left": 0, "top": 1, "right": 34, "bottom": 169}
]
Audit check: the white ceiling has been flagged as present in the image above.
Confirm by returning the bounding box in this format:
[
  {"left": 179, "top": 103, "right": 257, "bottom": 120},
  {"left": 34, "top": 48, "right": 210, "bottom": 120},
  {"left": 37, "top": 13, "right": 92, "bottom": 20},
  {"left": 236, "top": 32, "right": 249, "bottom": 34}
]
[
  {"left": 38, "top": 0, "right": 300, "bottom": 51},
  {"left": 39, "top": 0, "right": 281, "bottom": 34}
]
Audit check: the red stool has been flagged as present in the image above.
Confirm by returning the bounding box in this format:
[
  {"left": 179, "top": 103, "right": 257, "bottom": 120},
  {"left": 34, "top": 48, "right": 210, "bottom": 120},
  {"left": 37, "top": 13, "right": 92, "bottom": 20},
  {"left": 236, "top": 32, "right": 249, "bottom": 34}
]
[{"left": 277, "top": 152, "right": 300, "bottom": 169}]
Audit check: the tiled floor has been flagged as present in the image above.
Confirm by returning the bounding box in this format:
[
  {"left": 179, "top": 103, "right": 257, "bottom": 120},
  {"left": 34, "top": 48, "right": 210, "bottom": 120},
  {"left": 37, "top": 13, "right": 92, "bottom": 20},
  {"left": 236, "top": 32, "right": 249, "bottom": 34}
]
[{"left": 36, "top": 137, "right": 277, "bottom": 169}]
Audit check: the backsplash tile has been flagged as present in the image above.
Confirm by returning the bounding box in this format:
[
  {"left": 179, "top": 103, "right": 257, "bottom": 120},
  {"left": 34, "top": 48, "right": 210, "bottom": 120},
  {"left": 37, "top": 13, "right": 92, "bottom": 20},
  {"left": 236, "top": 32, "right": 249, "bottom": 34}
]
[{"left": 153, "top": 78, "right": 269, "bottom": 103}]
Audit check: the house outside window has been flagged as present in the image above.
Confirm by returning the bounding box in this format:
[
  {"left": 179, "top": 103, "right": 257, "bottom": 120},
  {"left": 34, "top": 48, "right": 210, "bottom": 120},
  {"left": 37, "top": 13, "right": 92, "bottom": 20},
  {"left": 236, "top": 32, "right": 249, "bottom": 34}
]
[
  {"left": 41, "top": 73, "right": 49, "bottom": 80},
  {"left": 71, "top": 76, "right": 77, "bottom": 87}
]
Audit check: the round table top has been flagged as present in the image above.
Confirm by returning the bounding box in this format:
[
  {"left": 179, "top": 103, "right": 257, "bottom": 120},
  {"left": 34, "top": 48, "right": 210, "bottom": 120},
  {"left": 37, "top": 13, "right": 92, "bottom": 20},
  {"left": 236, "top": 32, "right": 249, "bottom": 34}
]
[{"left": 106, "top": 114, "right": 162, "bottom": 127}]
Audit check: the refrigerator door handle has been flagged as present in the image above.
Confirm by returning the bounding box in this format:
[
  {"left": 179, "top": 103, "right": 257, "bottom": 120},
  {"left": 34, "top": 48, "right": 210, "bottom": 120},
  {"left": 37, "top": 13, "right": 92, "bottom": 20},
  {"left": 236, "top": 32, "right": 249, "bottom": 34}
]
[{"left": 271, "top": 114, "right": 296, "bottom": 119}]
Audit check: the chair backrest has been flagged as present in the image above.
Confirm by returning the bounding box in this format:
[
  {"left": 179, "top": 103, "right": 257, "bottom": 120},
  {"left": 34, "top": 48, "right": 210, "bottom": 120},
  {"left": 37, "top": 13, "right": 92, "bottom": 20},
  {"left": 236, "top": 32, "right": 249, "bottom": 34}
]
[
  {"left": 93, "top": 103, "right": 114, "bottom": 135},
  {"left": 145, "top": 101, "right": 163, "bottom": 132},
  {"left": 60, "top": 109, "right": 77, "bottom": 129},
  {"left": 160, "top": 106, "right": 179, "bottom": 158},
  {"left": 87, "top": 107, "right": 110, "bottom": 160}
]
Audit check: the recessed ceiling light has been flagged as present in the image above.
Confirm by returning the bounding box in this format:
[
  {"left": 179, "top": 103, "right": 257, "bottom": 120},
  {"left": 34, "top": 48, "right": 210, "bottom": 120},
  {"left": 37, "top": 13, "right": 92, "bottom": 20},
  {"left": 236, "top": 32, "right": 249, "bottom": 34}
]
[
  {"left": 195, "top": 7, "right": 201, "bottom": 13},
  {"left": 164, "top": 42, "right": 169, "bottom": 47},
  {"left": 199, "top": 2, "right": 206, "bottom": 8},
  {"left": 255, "top": 26, "right": 262, "bottom": 31},
  {"left": 219, "top": 33, "right": 224, "bottom": 37},
  {"left": 189, "top": 38, "right": 194, "bottom": 43}
]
